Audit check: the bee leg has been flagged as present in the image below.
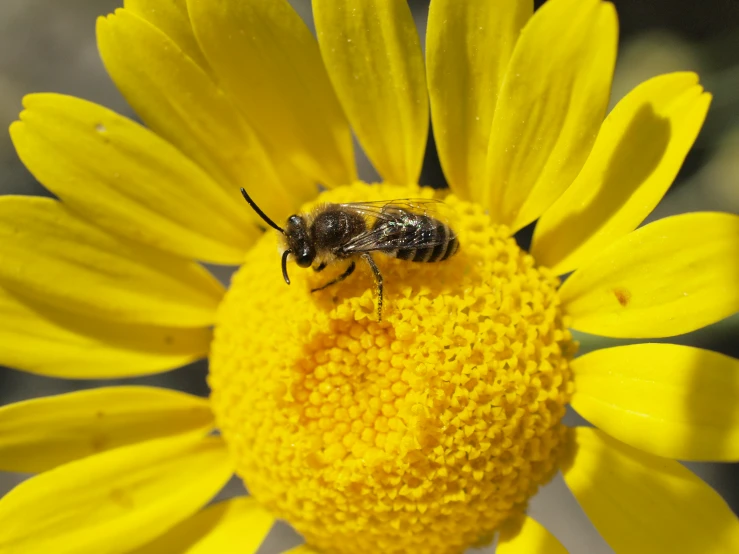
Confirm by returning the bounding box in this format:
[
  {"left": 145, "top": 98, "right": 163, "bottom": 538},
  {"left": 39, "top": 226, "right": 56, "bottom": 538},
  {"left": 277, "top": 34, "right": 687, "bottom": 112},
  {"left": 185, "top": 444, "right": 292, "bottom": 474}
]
[
  {"left": 313, "top": 262, "right": 327, "bottom": 273},
  {"left": 311, "top": 261, "right": 356, "bottom": 292},
  {"left": 361, "top": 253, "right": 383, "bottom": 321}
]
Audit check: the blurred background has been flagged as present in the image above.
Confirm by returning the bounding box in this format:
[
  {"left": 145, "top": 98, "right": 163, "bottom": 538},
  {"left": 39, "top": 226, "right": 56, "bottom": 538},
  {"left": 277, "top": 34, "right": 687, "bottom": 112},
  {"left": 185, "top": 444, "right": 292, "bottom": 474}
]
[{"left": 0, "top": 0, "right": 737, "bottom": 552}]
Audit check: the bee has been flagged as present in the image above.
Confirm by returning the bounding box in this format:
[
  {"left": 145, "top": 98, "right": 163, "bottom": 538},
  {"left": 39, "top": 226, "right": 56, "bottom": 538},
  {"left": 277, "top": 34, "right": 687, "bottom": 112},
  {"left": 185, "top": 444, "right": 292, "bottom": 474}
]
[{"left": 240, "top": 188, "right": 460, "bottom": 320}]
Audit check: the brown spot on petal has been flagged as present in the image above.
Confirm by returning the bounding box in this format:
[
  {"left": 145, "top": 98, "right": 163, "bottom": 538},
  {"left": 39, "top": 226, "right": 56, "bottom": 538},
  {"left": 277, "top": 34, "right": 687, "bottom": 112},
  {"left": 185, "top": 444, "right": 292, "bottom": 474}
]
[
  {"left": 91, "top": 433, "right": 107, "bottom": 452},
  {"left": 613, "top": 287, "right": 631, "bottom": 307},
  {"left": 109, "top": 488, "right": 134, "bottom": 510}
]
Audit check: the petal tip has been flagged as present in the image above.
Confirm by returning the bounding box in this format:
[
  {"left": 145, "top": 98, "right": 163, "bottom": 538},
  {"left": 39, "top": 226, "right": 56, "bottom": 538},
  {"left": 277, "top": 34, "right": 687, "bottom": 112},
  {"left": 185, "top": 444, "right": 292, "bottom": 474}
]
[
  {"left": 20, "top": 94, "right": 38, "bottom": 109},
  {"left": 8, "top": 119, "right": 23, "bottom": 135}
]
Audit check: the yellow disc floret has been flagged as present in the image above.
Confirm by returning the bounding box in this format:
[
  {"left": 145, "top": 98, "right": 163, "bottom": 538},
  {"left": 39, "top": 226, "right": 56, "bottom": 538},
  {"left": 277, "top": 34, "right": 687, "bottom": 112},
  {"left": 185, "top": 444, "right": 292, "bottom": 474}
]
[{"left": 209, "top": 183, "right": 575, "bottom": 554}]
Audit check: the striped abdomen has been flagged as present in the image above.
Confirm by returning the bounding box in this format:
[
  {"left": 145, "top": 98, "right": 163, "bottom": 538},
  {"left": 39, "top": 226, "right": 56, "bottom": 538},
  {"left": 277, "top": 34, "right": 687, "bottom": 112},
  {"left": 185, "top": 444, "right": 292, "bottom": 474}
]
[{"left": 388, "top": 214, "right": 459, "bottom": 263}]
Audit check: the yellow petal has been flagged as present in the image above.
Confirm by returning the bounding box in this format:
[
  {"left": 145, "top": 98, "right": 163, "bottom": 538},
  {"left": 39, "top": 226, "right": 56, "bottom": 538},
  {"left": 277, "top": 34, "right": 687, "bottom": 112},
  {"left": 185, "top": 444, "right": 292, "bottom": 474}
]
[
  {"left": 132, "top": 497, "right": 273, "bottom": 554},
  {"left": 0, "top": 285, "right": 210, "bottom": 378},
  {"left": 498, "top": 514, "right": 567, "bottom": 554},
  {"left": 0, "top": 197, "right": 223, "bottom": 328},
  {"left": 426, "top": 0, "right": 531, "bottom": 200},
  {"left": 313, "top": 0, "right": 428, "bottom": 185},
  {"left": 187, "top": 0, "right": 356, "bottom": 187},
  {"left": 122, "top": 0, "right": 210, "bottom": 72},
  {"left": 563, "top": 427, "right": 739, "bottom": 553},
  {"left": 97, "top": 10, "right": 308, "bottom": 223},
  {"left": 0, "top": 386, "right": 214, "bottom": 473},
  {"left": 11, "top": 93, "right": 256, "bottom": 265},
  {"left": 571, "top": 344, "right": 739, "bottom": 462},
  {"left": 0, "top": 434, "right": 233, "bottom": 554},
  {"left": 483, "top": 0, "right": 617, "bottom": 232},
  {"left": 285, "top": 547, "right": 320, "bottom": 554},
  {"left": 560, "top": 212, "right": 739, "bottom": 338},
  {"left": 532, "top": 73, "right": 711, "bottom": 274}
]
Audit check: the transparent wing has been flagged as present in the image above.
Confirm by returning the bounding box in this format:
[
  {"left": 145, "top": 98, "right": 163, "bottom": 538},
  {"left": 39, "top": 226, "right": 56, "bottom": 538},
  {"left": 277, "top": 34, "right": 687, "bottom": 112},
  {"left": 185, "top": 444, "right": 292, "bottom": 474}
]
[
  {"left": 337, "top": 198, "right": 446, "bottom": 221},
  {"left": 340, "top": 200, "right": 452, "bottom": 254}
]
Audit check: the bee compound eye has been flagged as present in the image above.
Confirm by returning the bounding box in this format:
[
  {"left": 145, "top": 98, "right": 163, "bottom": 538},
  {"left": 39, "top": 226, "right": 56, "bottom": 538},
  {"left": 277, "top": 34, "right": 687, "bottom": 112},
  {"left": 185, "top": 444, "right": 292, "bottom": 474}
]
[
  {"left": 296, "top": 253, "right": 313, "bottom": 268},
  {"left": 295, "top": 244, "right": 315, "bottom": 268}
]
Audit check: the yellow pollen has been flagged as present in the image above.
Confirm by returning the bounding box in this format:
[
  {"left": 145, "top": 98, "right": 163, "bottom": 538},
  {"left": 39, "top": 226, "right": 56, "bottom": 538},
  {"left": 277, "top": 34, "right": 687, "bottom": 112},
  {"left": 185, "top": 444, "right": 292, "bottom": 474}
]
[{"left": 209, "top": 183, "right": 575, "bottom": 554}]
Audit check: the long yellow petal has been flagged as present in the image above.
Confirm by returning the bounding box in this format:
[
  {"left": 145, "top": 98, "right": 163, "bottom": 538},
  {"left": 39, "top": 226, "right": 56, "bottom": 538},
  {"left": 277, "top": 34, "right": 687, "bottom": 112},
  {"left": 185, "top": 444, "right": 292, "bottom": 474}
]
[
  {"left": 0, "top": 285, "right": 210, "bottom": 378},
  {"left": 132, "top": 497, "right": 273, "bottom": 554},
  {"left": 285, "top": 547, "right": 320, "bottom": 554},
  {"left": 497, "top": 514, "right": 568, "bottom": 554},
  {"left": 572, "top": 344, "right": 739, "bottom": 461},
  {"left": 97, "top": 10, "right": 308, "bottom": 223},
  {"left": 532, "top": 73, "right": 711, "bottom": 274},
  {"left": 484, "top": 0, "right": 617, "bottom": 232},
  {"left": 0, "top": 387, "right": 214, "bottom": 473},
  {"left": 187, "top": 0, "right": 356, "bottom": 187},
  {"left": 427, "top": 0, "right": 531, "bottom": 200},
  {"left": 11, "top": 94, "right": 256, "bottom": 265},
  {"left": 0, "top": 434, "right": 233, "bottom": 554},
  {"left": 560, "top": 212, "right": 739, "bottom": 338},
  {"left": 563, "top": 427, "right": 739, "bottom": 553},
  {"left": 123, "top": 0, "right": 210, "bottom": 72},
  {"left": 0, "top": 197, "right": 223, "bottom": 328},
  {"left": 313, "top": 0, "right": 428, "bottom": 185}
]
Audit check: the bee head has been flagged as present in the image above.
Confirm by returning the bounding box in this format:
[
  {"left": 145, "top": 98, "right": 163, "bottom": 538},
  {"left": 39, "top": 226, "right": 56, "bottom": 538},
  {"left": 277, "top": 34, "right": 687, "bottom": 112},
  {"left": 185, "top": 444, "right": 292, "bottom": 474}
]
[
  {"left": 238, "top": 188, "right": 313, "bottom": 286},
  {"left": 286, "top": 214, "right": 315, "bottom": 269}
]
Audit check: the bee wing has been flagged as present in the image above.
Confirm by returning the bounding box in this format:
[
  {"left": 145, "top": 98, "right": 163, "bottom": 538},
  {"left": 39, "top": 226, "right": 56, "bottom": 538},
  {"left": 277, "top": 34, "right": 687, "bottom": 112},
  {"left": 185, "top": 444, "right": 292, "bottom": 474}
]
[
  {"left": 340, "top": 199, "right": 452, "bottom": 254},
  {"left": 336, "top": 198, "right": 447, "bottom": 222},
  {"left": 341, "top": 222, "right": 452, "bottom": 254}
]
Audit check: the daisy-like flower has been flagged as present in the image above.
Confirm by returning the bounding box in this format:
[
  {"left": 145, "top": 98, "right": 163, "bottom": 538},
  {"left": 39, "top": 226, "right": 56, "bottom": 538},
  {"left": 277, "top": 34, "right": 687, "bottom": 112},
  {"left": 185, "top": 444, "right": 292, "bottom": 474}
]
[{"left": 1, "top": 0, "right": 738, "bottom": 552}]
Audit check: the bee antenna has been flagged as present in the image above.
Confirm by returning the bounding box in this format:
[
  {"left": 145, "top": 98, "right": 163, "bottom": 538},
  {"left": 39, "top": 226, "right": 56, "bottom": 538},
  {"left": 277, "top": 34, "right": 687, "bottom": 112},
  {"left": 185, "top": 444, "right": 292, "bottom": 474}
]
[
  {"left": 281, "top": 250, "right": 292, "bottom": 285},
  {"left": 240, "top": 188, "right": 284, "bottom": 233}
]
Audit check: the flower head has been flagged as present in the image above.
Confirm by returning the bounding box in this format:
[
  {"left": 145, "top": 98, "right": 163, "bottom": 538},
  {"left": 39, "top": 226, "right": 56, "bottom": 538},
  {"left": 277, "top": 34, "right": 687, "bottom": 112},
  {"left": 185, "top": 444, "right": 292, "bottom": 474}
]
[
  {"left": 1, "top": 0, "right": 738, "bottom": 553},
  {"left": 212, "top": 183, "right": 574, "bottom": 552}
]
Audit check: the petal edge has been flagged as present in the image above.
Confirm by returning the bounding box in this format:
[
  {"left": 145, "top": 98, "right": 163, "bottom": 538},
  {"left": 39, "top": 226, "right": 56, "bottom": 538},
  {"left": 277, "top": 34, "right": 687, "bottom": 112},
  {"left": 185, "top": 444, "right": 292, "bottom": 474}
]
[
  {"left": 563, "top": 427, "right": 739, "bottom": 553},
  {"left": 0, "top": 434, "right": 233, "bottom": 554},
  {"left": 314, "top": 0, "right": 428, "bottom": 185},
  {"left": 0, "top": 196, "right": 224, "bottom": 328},
  {"left": 498, "top": 514, "right": 568, "bottom": 554},
  {"left": 532, "top": 72, "right": 711, "bottom": 275},
  {"left": 0, "top": 387, "right": 214, "bottom": 473},
  {"left": 571, "top": 344, "right": 739, "bottom": 461},
  {"left": 427, "top": 0, "right": 532, "bottom": 200},
  {"left": 560, "top": 212, "right": 739, "bottom": 338},
  {"left": 187, "top": 0, "right": 356, "bottom": 187}
]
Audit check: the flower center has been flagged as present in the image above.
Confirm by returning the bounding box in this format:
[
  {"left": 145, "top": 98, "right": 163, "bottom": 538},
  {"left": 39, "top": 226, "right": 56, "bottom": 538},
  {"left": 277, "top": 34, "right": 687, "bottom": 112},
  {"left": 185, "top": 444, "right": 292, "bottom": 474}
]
[{"left": 209, "top": 183, "right": 575, "bottom": 554}]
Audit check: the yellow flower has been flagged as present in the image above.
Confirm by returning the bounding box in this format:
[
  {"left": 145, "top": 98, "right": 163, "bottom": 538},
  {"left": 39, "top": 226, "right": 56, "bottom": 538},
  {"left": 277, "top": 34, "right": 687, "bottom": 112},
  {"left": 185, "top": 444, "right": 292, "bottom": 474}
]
[{"left": 0, "top": 0, "right": 737, "bottom": 553}]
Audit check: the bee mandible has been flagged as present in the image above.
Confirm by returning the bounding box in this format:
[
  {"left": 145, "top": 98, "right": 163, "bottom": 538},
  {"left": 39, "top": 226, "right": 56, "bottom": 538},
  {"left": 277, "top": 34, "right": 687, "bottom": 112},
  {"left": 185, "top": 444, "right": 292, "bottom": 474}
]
[{"left": 240, "top": 188, "right": 460, "bottom": 321}]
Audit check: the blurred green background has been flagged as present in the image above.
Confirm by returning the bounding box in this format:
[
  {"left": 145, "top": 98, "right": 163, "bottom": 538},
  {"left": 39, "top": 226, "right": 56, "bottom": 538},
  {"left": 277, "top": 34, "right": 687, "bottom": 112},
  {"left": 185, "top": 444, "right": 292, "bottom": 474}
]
[{"left": 0, "top": 1, "right": 737, "bottom": 552}]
